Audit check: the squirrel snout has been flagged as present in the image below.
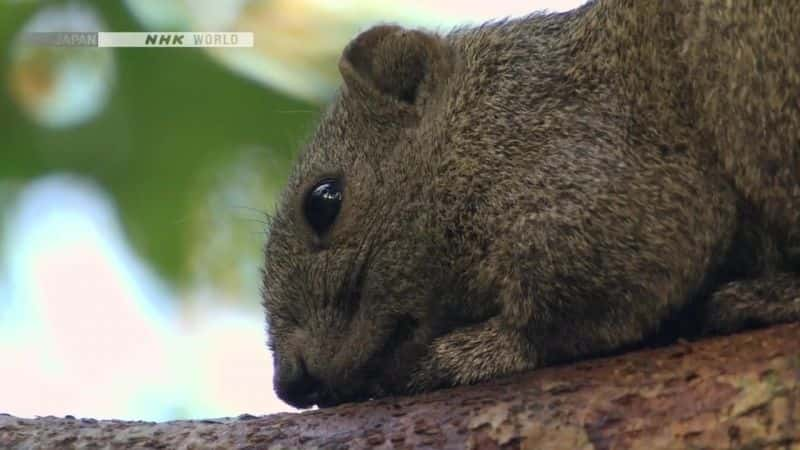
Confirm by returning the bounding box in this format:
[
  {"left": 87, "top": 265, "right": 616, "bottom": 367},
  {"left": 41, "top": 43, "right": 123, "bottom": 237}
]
[{"left": 274, "top": 355, "right": 322, "bottom": 409}]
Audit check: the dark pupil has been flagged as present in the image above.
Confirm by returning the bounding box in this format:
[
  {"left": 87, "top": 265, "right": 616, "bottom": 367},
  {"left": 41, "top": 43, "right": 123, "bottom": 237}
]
[{"left": 304, "top": 179, "right": 342, "bottom": 235}]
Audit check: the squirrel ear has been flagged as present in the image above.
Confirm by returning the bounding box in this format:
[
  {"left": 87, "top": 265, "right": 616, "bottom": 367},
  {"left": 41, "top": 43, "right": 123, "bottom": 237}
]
[{"left": 339, "top": 25, "right": 451, "bottom": 105}]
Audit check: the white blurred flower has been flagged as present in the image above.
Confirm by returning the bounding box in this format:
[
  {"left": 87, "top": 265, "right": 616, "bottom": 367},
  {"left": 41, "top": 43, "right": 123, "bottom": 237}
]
[
  {"left": 8, "top": 3, "right": 115, "bottom": 128},
  {"left": 0, "top": 176, "right": 178, "bottom": 420},
  {"left": 123, "top": 0, "right": 587, "bottom": 101},
  {"left": 187, "top": 149, "right": 278, "bottom": 303},
  {"left": 0, "top": 175, "right": 292, "bottom": 419},
  {"left": 121, "top": 0, "right": 192, "bottom": 30},
  {"left": 173, "top": 297, "right": 292, "bottom": 417}
]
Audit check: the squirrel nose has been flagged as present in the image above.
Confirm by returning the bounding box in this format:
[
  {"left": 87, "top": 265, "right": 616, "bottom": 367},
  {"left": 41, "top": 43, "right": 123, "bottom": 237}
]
[{"left": 275, "top": 356, "right": 322, "bottom": 408}]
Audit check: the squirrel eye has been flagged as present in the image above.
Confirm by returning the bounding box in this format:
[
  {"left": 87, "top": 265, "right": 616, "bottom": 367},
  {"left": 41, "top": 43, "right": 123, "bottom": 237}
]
[{"left": 304, "top": 179, "right": 343, "bottom": 235}]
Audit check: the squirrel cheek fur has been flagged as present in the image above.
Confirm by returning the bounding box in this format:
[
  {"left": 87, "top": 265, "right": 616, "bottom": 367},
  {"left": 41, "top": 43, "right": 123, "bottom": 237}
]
[{"left": 262, "top": 0, "right": 800, "bottom": 408}]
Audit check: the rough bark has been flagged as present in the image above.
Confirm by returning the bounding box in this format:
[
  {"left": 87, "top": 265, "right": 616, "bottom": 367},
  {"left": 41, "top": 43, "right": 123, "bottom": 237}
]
[{"left": 2, "top": 323, "right": 798, "bottom": 450}]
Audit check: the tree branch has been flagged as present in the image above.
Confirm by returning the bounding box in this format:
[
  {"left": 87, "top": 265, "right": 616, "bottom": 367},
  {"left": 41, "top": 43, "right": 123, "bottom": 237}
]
[{"left": 2, "top": 323, "right": 799, "bottom": 449}]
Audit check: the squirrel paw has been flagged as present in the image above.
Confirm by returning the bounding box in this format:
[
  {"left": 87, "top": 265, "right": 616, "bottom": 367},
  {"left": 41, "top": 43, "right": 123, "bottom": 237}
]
[
  {"left": 406, "top": 319, "right": 536, "bottom": 393},
  {"left": 701, "top": 273, "right": 800, "bottom": 334}
]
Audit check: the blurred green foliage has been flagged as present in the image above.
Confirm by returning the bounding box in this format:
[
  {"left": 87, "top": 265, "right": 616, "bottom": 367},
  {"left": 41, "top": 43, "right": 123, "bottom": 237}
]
[{"left": 0, "top": 1, "right": 320, "bottom": 283}]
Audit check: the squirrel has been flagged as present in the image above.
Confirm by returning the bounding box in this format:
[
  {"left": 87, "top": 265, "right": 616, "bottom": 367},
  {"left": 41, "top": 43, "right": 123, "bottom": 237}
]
[{"left": 261, "top": 0, "right": 800, "bottom": 409}]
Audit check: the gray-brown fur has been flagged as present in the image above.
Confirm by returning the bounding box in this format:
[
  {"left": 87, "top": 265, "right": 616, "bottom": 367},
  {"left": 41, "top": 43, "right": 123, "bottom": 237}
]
[{"left": 261, "top": 0, "right": 800, "bottom": 408}]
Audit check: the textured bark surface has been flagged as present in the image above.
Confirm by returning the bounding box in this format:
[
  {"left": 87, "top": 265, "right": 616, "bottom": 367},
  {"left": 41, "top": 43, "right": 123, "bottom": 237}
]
[{"left": 2, "top": 323, "right": 798, "bottom": 450}]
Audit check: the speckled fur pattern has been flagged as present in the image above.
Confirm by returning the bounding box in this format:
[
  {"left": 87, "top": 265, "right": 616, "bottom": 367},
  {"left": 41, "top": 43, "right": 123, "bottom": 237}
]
[{"left": 262, "top": 0, "right": 800, "bottom": 407}]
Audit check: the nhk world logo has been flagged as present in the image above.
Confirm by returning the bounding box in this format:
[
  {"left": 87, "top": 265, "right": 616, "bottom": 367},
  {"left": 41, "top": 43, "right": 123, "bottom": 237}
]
[{"left": 22, "top": 32, "right": 254, "bottom": 48}]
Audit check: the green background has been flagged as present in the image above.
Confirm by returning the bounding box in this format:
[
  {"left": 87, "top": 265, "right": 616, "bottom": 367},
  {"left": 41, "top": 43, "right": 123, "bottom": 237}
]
[{"left": 0, "top": 1, "right": 319, "bottom": 284}]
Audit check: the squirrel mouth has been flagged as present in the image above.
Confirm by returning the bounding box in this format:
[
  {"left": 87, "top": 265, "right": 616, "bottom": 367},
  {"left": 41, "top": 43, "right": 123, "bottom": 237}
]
[{"left": 310, "top": 317, "right": 419, "bottom": 407}]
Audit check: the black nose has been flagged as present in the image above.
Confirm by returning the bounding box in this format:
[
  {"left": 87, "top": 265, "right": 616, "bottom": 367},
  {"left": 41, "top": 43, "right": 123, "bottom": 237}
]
[{"left": 275, "top": 357, "right": 322, "bottom": 408}]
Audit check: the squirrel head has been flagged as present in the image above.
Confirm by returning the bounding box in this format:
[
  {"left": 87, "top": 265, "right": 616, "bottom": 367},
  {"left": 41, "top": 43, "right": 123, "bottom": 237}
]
[{"left": 262, "top": 25, "right": 459, "bottom": 408}]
